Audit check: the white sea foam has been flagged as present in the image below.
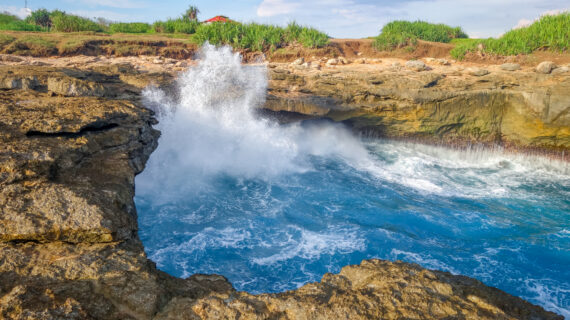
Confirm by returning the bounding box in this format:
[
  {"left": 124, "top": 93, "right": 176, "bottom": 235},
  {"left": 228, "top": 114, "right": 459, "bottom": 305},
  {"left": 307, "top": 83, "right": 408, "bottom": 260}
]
[{"left": 252, "top": 226, "right": 366, "bottom": 265}]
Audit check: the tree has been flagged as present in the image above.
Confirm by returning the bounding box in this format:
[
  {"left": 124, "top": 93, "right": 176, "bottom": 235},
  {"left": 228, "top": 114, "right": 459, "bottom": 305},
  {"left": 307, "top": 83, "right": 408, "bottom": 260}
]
[
  {"left": 185, "top": 5, "right": 199, "bottom": 21},
  {"left": 27, "top": 8, "right": 51, "bottom": 29}
]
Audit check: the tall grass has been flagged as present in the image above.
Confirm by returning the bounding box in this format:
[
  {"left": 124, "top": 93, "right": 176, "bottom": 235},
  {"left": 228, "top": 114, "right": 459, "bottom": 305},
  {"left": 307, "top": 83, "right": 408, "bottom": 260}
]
[
  {"left": 109, "top": 22, "right": 151, "bottom": 34},
  {"left": 50, "top": 11, "right": 104, "bottom": 32},
  {"left": 193, "top": 21, "right": 329, "bottom": 51},
  {"left": 374, "top": 20, "right": 467, "bottom": 50},
  {"left": 152, "top": 18, "right": 199, "bottom": 34},
  {"left": 451, "top": 12, "right": 569, "bottom": 59},
  {"left": 0, "top": 12, "right": 44, "bottom": 31}
]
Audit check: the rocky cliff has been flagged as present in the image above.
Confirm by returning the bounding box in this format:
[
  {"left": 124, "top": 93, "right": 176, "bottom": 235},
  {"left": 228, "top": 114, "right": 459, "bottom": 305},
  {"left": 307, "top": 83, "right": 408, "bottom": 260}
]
[
  {"left": 0, "top": 60, "right": 565, "bottom": 319},
  {"left": 265, "top": 60, "right": 570, "bottom": 156}
]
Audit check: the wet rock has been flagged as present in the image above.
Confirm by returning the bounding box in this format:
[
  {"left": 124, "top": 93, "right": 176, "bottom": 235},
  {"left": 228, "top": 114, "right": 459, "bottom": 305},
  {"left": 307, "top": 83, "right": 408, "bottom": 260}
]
[
  {"left": 405, "top": 60, "right": 427, "bottom": 71},
  {"left": 536, "top": 61, "right": 556, "bottom": 74},
  {"left": 501, "top": 63, "right": 521, "bottom": 71}
]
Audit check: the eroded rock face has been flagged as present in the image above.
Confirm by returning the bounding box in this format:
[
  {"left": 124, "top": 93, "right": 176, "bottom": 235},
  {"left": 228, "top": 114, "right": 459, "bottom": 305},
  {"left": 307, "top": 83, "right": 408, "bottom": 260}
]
[
  {"left": 265, "top": 63, "right": 570, "bottom": 154},
  {"left": 0, "top": 64, "right": 564, "bottom": 319}
]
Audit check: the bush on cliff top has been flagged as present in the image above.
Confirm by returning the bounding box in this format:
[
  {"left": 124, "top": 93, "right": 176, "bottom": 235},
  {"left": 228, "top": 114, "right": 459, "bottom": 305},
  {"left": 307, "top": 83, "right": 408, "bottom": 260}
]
[
  {"left": 0, "top": 12, "right": 44, "bottom": 31},
  {"left": 450, "top": 12, "right": 569, "bottom": 59},
  {"left": 374, "top": 20, "right": 468, "bottom": 50},
  {"left": 193, "top": 21, "right": 329, "bottom": 51}
]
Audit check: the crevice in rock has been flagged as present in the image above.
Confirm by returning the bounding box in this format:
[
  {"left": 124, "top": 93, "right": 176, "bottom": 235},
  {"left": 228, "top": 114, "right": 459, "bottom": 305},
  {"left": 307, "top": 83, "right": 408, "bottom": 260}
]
[{"left": 26, "top": 123, "right": 120, "bottom": 138}]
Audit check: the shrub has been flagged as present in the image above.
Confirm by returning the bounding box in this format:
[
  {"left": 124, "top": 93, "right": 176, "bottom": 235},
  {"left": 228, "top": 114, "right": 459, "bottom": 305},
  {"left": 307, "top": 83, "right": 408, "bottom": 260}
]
[
  {"left": 50, "top": 11, "right": 103, "bottom": 32},
  {"left": 0, "top": 21, "right": 43, "bottom": 31},
  {"left": 152, "top": 18, "right": 199, "bottom": 34},
  {"left": 451, "top": 12, "right": 569, "bottom": 59},
  {"left": 374, "top": 20, "right": 468, "bottom": 50},
  {"left": 109, "top": 22, "right": 151, "bottom": 33},
  {"left": 27, "top": 8, "right": 52, "bottom": 29},
  {"left": 299, "top": 27, "right": 329, "bottom": 48},
  {"left": 193, "top": 21, "right": 328, "bottom": 51},
  {"left": 0, "top": 12, "right": 20, "bottom": 25}
]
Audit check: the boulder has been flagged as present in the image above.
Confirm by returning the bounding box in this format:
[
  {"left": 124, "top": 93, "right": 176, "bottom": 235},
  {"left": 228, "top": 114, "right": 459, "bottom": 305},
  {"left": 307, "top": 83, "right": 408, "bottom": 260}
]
[
  {"left": 405, "top": 60, "right": 427, "bottom": 71},
  {"left": 435, "top": 58, "right": 450, "bottom": 65},
  {"left": 353, "top": 58, "right": 367, "bottom": 64},
  {"left": 467, "top": 67, "right": 490, "bottom": 76},
  {"left": 291, "top": 57, "right": 304, "bottom": 65},
  {"left": 501, "top": 63, "right": 521, "bottom": 71},
  {"left": 551, "top": 66, "right": 569, "bottom": 75},
  {"left": 536, "top": 61, "right": 556, "bottom": 74},
  {"left": 326, "top": 58, "right": 340, "bottom": 66}
]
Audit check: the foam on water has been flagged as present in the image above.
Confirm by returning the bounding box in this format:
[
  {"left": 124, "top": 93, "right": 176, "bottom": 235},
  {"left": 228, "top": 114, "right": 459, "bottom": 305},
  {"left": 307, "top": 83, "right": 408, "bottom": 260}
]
[{"left": 136, "top": 45, "right": 570, "bottom": 317}]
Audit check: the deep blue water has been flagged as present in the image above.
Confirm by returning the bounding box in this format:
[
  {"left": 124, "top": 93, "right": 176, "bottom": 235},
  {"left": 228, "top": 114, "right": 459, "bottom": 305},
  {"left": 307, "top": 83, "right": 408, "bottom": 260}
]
[
  {"left": 136, "top": 139, "right": 570, "bottom": 317},
  {"left": 136, "top": 45, "right": 570, "bottom": 317}
]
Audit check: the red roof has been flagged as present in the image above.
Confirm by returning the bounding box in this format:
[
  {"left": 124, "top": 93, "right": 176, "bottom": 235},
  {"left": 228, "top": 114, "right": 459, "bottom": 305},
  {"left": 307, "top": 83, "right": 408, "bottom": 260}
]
[{"left": 204, "top": 16, "right": 229, "bottom": 23}]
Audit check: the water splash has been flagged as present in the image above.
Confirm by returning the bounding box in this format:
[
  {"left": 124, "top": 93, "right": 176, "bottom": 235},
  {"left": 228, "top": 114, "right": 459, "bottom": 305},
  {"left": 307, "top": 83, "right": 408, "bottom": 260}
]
[{"left": 136, "top": 45, "right": 570, "bottom": 317}]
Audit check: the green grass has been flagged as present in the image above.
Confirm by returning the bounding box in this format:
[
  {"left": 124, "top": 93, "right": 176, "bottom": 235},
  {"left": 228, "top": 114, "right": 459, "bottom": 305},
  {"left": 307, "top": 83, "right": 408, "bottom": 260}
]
[
  {"left": 0, "top": 13, "right": 45, "bottom": 31},
  {"left": 3, "top": 36, "right": 57, "bottom": 56},
  {"left": 0, "top": 34, "right": 16, "bottom": 50},
  {"left": 374, "top": 20, "right": 468, "bottom": 50},
  {"left": 109, "top": 22, "right": 151, "bottom": 34},
  {"left": 193, "top": 21, "right": 329, "bottom": 51},
  {"left": 451, "top": 13, "right": 569, "bottom": 59},
  {"left": 50, "top": 12, "right": 104, "bottom": 32},
  {"left": 152, "top": 18, "right": 199, "bottom": 34}
]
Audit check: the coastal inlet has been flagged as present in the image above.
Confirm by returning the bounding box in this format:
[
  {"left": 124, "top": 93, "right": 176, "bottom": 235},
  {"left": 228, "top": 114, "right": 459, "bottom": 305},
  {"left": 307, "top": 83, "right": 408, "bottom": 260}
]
[{"left": 135, "top": 45, "right": 570, "bottom": 318}]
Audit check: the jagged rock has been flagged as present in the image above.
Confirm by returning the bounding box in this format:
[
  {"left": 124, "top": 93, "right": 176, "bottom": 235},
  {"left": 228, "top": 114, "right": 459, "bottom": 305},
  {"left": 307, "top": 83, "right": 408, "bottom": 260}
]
[
  {"left": 501, "top": 63, "right": 520, "bottom": 71},
  {"left": 326, "top": 58, "right": 340, "bottom": 66},
  {"left": 435, "top": 58, "right": 450, "bottom": 65},
  {"left": 267, "top": 62, "right": 570, "bottom": 152},
  {"left": 536, "top": 61, "right": 557, "bottom": 74},
  {"left": 291, "top": 57, "right": 304, "bottom": 65},
  {"left": 552, "top": 66, "right": 569, "bottom": 74},
  {"left": 467, "top": 67, "right": 490, "bottom": 76},
  {"left": 405, "top": 60, "right": 427, "bottom": 71},
  {"left": 0, "top": 55, "right": 23, "bottom": 63},
  {"left": 0, "top": 63, "right": 566, "bottom": 320},
  {"left": 47, "top": 77, "right": 106, "bottom": 97}
]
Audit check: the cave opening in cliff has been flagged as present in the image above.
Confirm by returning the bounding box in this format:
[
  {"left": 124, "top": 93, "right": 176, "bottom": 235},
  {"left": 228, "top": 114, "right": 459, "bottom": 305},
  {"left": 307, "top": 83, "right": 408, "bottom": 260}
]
[{"left": 134, "top": 44, "right": 570, "bottom": 316}]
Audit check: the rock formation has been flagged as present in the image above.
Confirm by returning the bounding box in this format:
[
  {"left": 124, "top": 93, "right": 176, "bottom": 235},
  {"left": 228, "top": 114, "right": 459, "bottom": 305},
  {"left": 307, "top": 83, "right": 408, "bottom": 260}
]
[
  {"left": 265, "top": 62, "right": 570, "bottom": 155},
  {"left": 0, "top": 60, "right": 565, "bottom": 319}
]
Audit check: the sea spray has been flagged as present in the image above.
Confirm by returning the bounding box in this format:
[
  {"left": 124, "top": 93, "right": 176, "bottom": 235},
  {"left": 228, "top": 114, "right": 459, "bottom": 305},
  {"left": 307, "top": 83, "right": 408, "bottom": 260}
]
[
  {"left": 138, "top": 44, "right": 370, "bottom": 204},
  {"left": 136, "top": 44, "right": 570, "bottom": 316}
]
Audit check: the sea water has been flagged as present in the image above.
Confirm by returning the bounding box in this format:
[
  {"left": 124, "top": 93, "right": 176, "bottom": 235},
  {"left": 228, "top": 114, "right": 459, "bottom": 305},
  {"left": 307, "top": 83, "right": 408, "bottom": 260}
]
[{"left": 135, "top": 44, "right": 570, "bottom": 317}]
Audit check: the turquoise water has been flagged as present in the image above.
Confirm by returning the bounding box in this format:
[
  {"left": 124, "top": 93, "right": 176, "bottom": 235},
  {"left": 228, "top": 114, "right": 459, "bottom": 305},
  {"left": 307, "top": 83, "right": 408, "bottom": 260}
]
[{"left": 135, "top": 45, "right": 570, "bottom": 317}]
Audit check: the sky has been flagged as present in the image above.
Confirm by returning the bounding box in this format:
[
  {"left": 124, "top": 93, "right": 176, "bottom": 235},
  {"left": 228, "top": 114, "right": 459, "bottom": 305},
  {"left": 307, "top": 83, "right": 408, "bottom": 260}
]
[{"left": 0, "top": 0, "right": 568, "bottom": 38}]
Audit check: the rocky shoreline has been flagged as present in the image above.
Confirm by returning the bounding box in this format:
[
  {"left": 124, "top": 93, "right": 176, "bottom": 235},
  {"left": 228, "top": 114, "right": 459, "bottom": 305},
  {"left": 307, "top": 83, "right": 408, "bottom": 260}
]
[{"left": 0, "top": 55, "right": 567, "bottom": 319}]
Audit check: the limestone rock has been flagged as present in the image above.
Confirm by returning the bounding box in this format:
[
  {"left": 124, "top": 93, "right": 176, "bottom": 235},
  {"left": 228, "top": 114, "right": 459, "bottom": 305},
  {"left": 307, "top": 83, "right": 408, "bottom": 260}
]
[
  {"left": 435, "top": 58, "right": 450, "bottom": 65},
  {"left": 405, "top": 60, "right": 427, "bottom": 71},
  {"left": 326, "top": 58, "right": 339, "bottom": 66},
  {"left": 291, "top": 57, "right": 304, "bottom": 65},
  {"left": 467, "top": 67, "right": 490, "bottom": 76},
  {"left": 501, "top": 63, "right": 520, "bottom": 71},
  {"left": 48, "top": 77, "right": 106, "bottom": 97},
  {"left": 0, "top": 54, "right": 23, "bottom": 63},
  {"left": 551, "top": 66, "right": 569, "bottom": 75},
  {"left": 536, "top": 61, "right": 556, "bottom": 74}
]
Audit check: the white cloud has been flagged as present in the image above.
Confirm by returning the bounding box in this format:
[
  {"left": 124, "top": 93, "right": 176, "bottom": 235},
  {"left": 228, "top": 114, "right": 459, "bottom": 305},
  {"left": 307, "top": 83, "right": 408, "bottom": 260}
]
[
  {"left": 67, "top": 0, "right": 148, "bottom": 9},
  {"left": 70, "top": 10, "right": 130, "bottom": 21},
  {"left": 257, "top": 0, "right": 301, "bottom": 17},
  {"left": 0, "top": 6, "right": 31, "bottom": 19},
  {"left": 514, "top": 9, "right": 567, "bottom": 29}
]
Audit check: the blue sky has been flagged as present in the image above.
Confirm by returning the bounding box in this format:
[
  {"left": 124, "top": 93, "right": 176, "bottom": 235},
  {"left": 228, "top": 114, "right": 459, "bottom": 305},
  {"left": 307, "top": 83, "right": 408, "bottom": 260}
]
[{"left": 1, "top": 0, "right": 568, "bottom": 38}]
